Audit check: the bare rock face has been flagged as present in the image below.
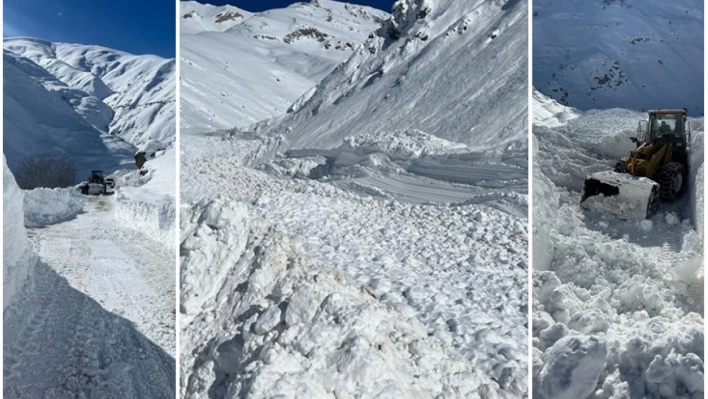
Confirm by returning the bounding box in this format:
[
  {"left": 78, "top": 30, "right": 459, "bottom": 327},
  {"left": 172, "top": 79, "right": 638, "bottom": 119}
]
[{"left": 135, "top": 151, "right": 147, "bottom": 169}]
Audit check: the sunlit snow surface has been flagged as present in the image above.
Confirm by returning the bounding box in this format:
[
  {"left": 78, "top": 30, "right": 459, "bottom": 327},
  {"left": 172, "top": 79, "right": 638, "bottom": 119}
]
[
  {"left": 180, "top": 0, "right": 529, "bottom": 398},
  {"left": 532, "top": 94, "right": 704, "bottom": 399}
]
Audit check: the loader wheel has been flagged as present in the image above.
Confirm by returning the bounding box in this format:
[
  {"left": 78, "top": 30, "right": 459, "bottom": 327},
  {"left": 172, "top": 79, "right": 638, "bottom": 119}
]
[
  {"left": 613, "top": 160, "right": 627, "bottom": 173},
  {"left": 656, "top": 162, "right": 686, "bottom": 202},
  {"left": 646, "top": 184, "right": 660, "bottom": 218}
]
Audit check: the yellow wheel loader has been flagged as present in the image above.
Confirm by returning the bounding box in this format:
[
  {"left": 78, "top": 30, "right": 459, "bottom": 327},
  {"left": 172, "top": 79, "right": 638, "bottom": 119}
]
[{"left": 580, "top": 109, "right": 691, "bottom": 219}]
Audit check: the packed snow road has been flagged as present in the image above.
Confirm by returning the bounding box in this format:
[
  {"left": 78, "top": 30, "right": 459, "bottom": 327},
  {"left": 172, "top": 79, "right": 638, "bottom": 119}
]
[
  {"left": 4, "top": 195, "right": 175, "bottom": 399},
  {"left": 532, "top": 107, "right": 704, "bottom": 399}
]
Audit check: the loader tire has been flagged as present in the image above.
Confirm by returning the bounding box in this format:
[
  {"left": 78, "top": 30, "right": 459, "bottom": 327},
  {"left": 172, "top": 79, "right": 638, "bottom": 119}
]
[
  {"left": 656, "top": 162, "right": 686, "bottom": 202},
  {"left": 613, "top": 160, "right": 627, "bottom": 173},
  {"left": 646, "top": 184, "right": 660, "bottom": 218}
]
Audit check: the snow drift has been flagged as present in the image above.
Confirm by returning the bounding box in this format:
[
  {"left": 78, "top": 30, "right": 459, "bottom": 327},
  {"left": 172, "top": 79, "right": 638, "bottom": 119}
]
[
  {"left": 180, "top": 198, "right": 513, "bottom": 399},
  {"left": 23, "top": 187, "right": 84, "bottom": 227},
  {"left": 3, "top": 157, "right": 37, "bottom": 310}
]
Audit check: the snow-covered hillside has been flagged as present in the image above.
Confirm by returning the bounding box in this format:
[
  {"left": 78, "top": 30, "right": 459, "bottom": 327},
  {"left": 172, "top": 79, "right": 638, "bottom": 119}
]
[
  {"left": 5, "top": 37, "right": 176, "bottom": 149},
  {"left": 181, "top": 0, "right": 529, "bottom": 398},
  {"left": 243, "top": 0, "right": 528, "bottom": 150},
  {"left": 180, "top": 0, "right": 388, "bottom": 131},
  {"left": 533, "top": 0, "right": 704, "bottom": 115},
  {"left": 531, "top": 94, "right": 704, "bottom": 398}
]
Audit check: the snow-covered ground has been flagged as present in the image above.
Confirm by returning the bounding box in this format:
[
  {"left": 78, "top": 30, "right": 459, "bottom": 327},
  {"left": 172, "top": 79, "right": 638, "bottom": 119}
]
[
  {"left": 181, "top": 0, "right": 528, "bottom": 398},
  {"left": 3, "top": 160, "right": 175, "bottom": 399},
  {"left": 531, "top": 95, "right": 704, "bottom": 398},
  {"left": 533, "top": 0, "right": 703, "bottom": 115}
]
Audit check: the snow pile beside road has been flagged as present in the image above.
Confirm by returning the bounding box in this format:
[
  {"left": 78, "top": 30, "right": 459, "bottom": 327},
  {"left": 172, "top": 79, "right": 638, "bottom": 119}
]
[
  {"left": 532, "top": 109, "right": 704, "bottom": 399},
  {"left": 180, "top": 198, "right": 511, "bottom": 399},
  {"left": 23, "top": 187, "right": 84, "bottom": 227},
  {"left": 115, "top": 149, "right": 176, "bottom": 248},
  {"left": 3, "top": 157, "right": 37, "bottom": 310},
  {"left": 689, "top": 119, "right": 703, "bottom": 241}
]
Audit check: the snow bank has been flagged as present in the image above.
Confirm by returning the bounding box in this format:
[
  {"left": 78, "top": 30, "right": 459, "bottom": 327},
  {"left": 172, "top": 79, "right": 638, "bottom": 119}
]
[
  {"left": 23, "top": 187, "right": 84, "bottom": 227},
  {"left": 114, "top": 149, "right": 176, "bottom": 248},
  {"left": 181, "top": 199, "right": 514, "bottom": 399},
  {"left": 689, "top": 120, "right": 703, "bottom": 241},
  {"left": 3, "top": 157, "right": 37, "bottom": 309}
]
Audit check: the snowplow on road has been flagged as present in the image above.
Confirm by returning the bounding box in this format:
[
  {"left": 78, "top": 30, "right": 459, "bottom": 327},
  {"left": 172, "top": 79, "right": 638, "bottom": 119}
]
[
  {"left": 580, "top": 109, "right": 690, "bottom": 219},
  {"left": 80, "top": 170, "right": 115, "bottom": 195}
]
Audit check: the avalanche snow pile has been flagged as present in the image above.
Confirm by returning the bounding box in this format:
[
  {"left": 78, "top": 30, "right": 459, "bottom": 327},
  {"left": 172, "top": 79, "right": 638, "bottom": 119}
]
[
  {"left": 180, "top": 0, "right": 388, "bottom": 130},
  {"left": 533, "top": 0, "right": 703, "bottom": 115},
  {"left": 23, "top": 187, "right": 85, "bottom": 227},
  {"left": 532, "top": 98, "right": 704, "bottom": 399},
  {"left": 182, "top": 0, "right": 529, "bottom": 397},
  {"left": 3, "top": 157, "right": 37, "bottom": 310},
  {"left": 181, "top": 199, "right": 513, "bottom": 399}
]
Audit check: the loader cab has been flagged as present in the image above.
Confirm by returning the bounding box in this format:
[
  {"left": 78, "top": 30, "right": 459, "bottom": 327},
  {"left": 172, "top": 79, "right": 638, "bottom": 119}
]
[
  {"left": 89, "top": 170, "right": 105, "bottom": 184},
  {"left": 645, "top": 109, "right": 688, "bottom": 145}
]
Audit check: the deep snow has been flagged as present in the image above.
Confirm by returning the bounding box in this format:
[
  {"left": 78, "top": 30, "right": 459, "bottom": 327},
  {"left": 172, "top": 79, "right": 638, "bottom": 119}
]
[
  {"left": 180, "top": 0, "right": 529, "bottom": 396},
  {"left": 532, "top": 95, "right": 704, "bottom": 399},
  {"left": 3, "top": 161, "right": 175, "bottom": 399},
  {"left": 23, "top": 187, "right": 85, "bottom": 227}
]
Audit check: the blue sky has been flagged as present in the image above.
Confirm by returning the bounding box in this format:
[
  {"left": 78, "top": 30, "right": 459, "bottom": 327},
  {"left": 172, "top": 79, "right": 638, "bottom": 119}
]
[
  {"left": 204, "top": 0, "right": 394, "bottom": 13},
  {"left": 4, "top": 0, "right": 176, "bottom": 58}
]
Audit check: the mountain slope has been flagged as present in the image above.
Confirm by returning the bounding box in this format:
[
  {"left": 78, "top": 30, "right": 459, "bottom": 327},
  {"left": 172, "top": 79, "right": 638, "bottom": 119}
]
[
  {"left": 180, "top": 0, "right": 388, "bottom": 130},
  {"left": 243, "top": 0, "right": 527, "bottom": 151},
  {"left": 5, "top": 37, "right": 176, "bottom": 149},
  {"left": 533, "top": 0, "right": 703, "bottom": 115},
  {"left": 3, "top": 50, "right": 136, "bottom": 179}
]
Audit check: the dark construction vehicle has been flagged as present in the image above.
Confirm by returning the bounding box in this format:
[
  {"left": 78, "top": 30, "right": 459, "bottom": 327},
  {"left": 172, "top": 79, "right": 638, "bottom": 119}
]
[{"left": 80, "top": 170, "right": 115, "bottom": 195}]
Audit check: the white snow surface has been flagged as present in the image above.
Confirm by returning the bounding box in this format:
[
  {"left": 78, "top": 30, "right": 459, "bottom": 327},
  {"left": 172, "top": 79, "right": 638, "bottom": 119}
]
[
  {"left": 3, "top": 157, "right": 37, "bottom": 310},
  {"left": 180, "top": 0, "right": 388, "bottom": 131},
  {"left": 4, "top": 196, "right": 176, "bottom": 398},
  {"left": 180, "top": 198, "right": 514, "bottom": 399},
  {"left": 23, "top": 187, "right": 85, "bottom": 227},
  {"left": 114, "top": 148, "right": 177, "bottom": 248},
  {"left": 181, "top": 0, "right": 529, "bottom": 396},
  {"left": 5, "top": 37, "right": 176, "bottom": 149},
  {"left": 533, "top": 0, "right": 704, "bottom": 115},
  {"left": 240, "top": 0, "right": 528, "bottom": 151},
  {"left": 532, "top": 106, "right": 704, "bottom": 398}
]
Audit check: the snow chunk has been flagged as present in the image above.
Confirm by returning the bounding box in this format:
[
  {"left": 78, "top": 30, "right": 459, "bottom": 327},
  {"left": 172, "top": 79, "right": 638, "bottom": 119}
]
[
  {"left": 23, "top": 187, "right": 84, "bottom": 227},
  {"left": 538, "top": 335, "right": 607, "bottom": 399}
]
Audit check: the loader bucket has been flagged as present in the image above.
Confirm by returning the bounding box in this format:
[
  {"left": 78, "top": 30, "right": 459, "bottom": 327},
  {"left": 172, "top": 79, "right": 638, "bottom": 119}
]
[{"left": 580, "top": 171, "right": 659, "bottom": 220}]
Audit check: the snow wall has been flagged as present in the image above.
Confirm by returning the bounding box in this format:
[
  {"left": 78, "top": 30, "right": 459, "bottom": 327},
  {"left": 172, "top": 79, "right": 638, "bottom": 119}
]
[
  {"left": 23, "top": 187, "right": 85, "bottom": 227},
  {"left": 3, "top": 157, "right": 37, "bottom": 309}
]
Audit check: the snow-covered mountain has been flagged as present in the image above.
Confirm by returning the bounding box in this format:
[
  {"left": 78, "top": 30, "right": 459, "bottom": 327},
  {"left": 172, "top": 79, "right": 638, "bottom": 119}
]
[
  {"left": 5, "top": 37, "right": 176, "bottom": 150},
  {"left": 533, "top": 0, "right": 703, "bottom": 115},
  {"left": 180, "top": 0, "right": 388, "bottom": 130},
  {"left": 242, "top": 0, "right": 528, "bottom": 151},
  {"left": 181, "top": 0, "right": 529, "bottom": 398}
]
